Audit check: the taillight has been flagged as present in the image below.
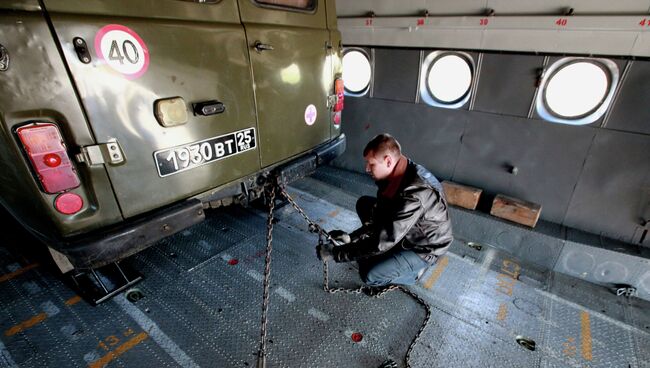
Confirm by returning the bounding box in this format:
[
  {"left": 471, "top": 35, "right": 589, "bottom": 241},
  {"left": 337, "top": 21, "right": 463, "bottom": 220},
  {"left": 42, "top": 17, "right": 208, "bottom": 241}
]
[
  {"left": 334, "top": 78, "right": 344, "bottom": 112},
  {"left": 333, "top": 78, "right": 344, "bottom": 126},
  {"left": 55, "top": 193, "right": 84, "bottom": 215},
  {"left": 16, "top": 123, "right": 81, "bottom": 194}
]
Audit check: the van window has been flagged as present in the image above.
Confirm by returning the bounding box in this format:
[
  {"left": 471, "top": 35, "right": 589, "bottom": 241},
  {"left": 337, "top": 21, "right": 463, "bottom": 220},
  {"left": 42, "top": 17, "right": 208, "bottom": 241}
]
[
  {"left": 255, "top": 0, "right": 315, "bottom": 11},
  {"left": 342, "top": 49, "right": 371, "bottom": 96},
  {"left": 536, "top": 58, "right": 618, "bottom": 125},
  {"left": 419, "top": 51, "right": 474, "bottom": 109}
]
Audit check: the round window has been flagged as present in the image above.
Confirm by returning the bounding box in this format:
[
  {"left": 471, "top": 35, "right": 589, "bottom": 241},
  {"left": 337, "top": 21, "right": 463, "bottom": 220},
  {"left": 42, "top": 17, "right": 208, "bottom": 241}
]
[
  {"left": 427, "top": 54, "right": 473, "bottom": 103},
  {"left": 537, "top": 58, "right": 618, "bottom": 125},
  {"left": 342, "top": 49, "right": 371, "bottom": 96},
  {"left": 419, "top": 51, "right": 474, "bottom": 109},
  {"left": 545, "top": 62, "right": 609, "bottom": 118}
]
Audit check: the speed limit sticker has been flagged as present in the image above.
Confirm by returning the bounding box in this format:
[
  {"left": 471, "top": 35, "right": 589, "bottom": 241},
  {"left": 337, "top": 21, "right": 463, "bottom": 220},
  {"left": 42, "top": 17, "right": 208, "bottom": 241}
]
[{"left": 94, "top": 24, "right": 150, "bottom": 79}]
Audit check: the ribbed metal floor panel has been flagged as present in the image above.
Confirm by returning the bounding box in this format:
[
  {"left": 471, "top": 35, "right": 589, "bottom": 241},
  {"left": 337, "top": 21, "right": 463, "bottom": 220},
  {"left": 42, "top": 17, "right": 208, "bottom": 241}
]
[{"left": 0, "top": 166, "right": 648, "bottom": 368}]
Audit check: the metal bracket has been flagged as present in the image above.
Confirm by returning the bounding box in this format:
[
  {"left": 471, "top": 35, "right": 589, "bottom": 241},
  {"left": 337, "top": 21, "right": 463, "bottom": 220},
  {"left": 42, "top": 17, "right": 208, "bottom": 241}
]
[
  {"left": 76, "top": 139, "right": 125, "bottom": 166},
  {"left": 0, "top": 44, "right": 9, "bottom": 71},
  {"left": 616, "top": 286, "right": 638, "bottom": 298},
  {"left": 70, "top": 261, "right": 143, "bottom": 305},
  {"left": 326, "top": 94, "right": 337, "bottom": 108}
]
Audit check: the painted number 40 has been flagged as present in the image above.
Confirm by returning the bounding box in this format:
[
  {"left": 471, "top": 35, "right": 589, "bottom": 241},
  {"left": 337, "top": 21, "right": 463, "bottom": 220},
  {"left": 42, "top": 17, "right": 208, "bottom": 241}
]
[{"left": 108, "top": 40, "right": 139, "bottom": 65}]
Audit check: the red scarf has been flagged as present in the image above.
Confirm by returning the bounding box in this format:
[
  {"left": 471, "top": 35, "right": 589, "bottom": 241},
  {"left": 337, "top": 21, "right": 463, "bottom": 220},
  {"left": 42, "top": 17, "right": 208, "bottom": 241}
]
[{"left": 380, "top": 155, "right": 407, "bottom": 199}]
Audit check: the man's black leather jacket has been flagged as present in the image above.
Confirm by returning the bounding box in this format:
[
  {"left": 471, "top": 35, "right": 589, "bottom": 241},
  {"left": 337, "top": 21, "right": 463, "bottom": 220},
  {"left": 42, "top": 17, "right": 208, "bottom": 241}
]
[{"left": 333, "top": 160, "right": 453, "bottom": 262}]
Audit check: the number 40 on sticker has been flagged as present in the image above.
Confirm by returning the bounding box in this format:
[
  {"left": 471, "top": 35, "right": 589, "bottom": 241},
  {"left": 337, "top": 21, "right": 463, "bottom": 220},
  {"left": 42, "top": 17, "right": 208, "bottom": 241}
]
[{"left": 108, "top": 39, "right": 140, "bottom": 65}]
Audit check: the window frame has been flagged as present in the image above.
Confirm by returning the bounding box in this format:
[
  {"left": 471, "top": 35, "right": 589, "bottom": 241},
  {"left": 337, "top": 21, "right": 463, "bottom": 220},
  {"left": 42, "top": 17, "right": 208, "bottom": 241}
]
[
  {"left": 342, "top": 47, "right": 372, "bottom": 97},
  {"left": 419, "top": 51, "right": 475, "bottom": 109},
  {"left": 536, "top": 57, "right": 619, "bottom": 125}
]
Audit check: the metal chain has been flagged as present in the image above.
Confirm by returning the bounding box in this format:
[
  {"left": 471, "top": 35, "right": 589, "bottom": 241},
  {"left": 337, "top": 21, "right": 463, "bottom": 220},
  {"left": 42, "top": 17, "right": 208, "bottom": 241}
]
[
  {"left": 256, "top": 183, "right": 276, "bottom": 368},
  {"left": 278, "top": 186, "right": 432, "bottom": 368}
]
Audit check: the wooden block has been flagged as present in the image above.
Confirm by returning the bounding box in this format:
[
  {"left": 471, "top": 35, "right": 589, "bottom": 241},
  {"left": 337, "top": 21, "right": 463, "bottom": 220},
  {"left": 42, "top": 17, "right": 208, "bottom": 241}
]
[
  {"left": 490, "top": 194, "right": 542, "bottom": 228},
  {"left": 441, "top": 181, "right": 482, "bottom": 210}
]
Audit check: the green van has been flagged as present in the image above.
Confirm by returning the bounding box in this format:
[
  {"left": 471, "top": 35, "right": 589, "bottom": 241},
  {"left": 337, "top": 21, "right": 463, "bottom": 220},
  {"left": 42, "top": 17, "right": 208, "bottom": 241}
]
[{"left": 0, "top": 0, "right": 344, "bottom": 270}]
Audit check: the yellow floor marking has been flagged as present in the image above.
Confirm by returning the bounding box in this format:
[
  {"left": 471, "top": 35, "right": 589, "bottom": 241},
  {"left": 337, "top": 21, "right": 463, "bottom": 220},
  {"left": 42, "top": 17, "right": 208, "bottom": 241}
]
[
  {"left": 496, "top": 303, "right": 508, "bottom": 321},
  {"left": 424, "top": 256, "right": 449, "bottom": 289},
  {"left": 5, "top": 295, "right": 81, "bottom": 337},
  {"left": 0, "top": 263, "right": 39, "bottom": 283},
  {"left": 580, "top": 311, "right": 593, "bottom": 361},
  {"left": 65, "top": 296, "right": 82, "bottom": 306},
  {"left": 88, "top": 332, "right": 148, "bottom": 368},
  {"left": 5, "top": 313, "right": 47, "bottom": 336}
]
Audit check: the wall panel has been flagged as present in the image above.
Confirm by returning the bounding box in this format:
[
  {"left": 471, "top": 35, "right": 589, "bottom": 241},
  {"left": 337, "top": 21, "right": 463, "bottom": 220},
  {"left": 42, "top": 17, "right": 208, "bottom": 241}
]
[
  {"left": 563, "top": 130, "right": 650, "bottom": 243},
  {"left": 473, "top": 53, "right": 542, "bottom": 118},
  {"left": 606, "top": 60, "right": 650, "bottom": 135},
  {"left": 452, "top": 112, "right": 596, "bottom": 223},
  {"left": 372, "top": 48, "right": 420, "bottom": 103}
]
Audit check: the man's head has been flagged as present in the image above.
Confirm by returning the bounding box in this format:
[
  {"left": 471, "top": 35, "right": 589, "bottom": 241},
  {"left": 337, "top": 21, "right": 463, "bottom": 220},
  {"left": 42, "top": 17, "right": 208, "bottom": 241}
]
[{"left": 363, "top": 134, "right": 402, "bottom": 180}]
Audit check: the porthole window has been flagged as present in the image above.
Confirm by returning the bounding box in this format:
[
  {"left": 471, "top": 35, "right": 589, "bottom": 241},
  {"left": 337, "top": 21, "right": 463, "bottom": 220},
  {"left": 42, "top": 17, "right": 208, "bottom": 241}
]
[
  {"left": 536, "top": 58, "right": 618, "bottom": 125},
  {"left": 420, "top": 51, "right": 474, "bottom": 109},
  {"left": 342, "top": 48, "right": 371, "bottom": 96}
]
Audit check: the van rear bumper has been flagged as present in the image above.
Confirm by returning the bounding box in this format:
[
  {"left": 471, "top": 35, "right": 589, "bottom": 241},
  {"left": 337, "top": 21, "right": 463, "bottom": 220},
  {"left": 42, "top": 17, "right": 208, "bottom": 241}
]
[{"left": 58, "top": 134, "right": 346, "bottom": 269}]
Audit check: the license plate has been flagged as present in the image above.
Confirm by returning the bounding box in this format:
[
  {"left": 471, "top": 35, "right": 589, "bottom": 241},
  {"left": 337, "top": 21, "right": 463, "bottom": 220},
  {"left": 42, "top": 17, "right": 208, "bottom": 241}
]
[{"left": 154, "top": 128, "right": 256, "bottom": 177}]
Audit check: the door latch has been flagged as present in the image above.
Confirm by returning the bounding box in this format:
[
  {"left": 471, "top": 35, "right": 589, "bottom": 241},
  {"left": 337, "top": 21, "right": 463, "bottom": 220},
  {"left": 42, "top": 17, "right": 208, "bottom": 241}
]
[
  {"left": 76, "top": 140, "right": 125, "bottom": 166},
  {"left": 73, "top": 37, "right": 91, "bottom": 64},
  {"left": 253, "top": 41, "right": 274, "bottom": 53}
]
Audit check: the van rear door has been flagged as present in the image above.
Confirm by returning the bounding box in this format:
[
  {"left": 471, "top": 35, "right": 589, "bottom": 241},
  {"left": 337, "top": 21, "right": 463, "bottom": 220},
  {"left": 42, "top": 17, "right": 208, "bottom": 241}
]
[
  {"left": 41, "top": 0, "right": 261, "bottom": 218},
  {"left": 237, "top": 0, "right": 332, "bottom": 167}
]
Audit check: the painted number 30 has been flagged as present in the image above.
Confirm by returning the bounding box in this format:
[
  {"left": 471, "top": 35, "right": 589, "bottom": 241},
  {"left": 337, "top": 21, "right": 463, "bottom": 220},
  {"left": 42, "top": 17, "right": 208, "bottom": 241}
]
[{"left": 108, "top": 40, "right": 139, "bottom": 65}]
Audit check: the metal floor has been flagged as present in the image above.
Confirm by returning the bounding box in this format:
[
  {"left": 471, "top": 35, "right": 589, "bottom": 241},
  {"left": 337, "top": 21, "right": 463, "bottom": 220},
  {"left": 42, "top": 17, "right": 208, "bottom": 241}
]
[{"left": 1, "top": 166, "right": 649, "bottom": 368}]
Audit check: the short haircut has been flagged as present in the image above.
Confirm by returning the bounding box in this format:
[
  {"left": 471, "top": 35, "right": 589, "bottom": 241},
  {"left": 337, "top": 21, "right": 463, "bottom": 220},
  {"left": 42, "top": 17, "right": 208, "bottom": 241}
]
[{"left": 363, "top": 133, "right": 401, "bottom": 157}]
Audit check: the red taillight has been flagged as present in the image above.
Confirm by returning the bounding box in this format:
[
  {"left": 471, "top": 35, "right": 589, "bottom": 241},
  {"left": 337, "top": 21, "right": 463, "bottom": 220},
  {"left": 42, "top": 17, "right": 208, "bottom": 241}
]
[
  {"left": 16, "top": 123, "right": 80, "bottom": 194},
  {"left": 334, "top": 78, "right": 344, "bottom": 112},
  {"left": 54, "top": 193, "right": 84, "bottom": 215},
  {"left": 44, "top": 153, "right": 62, "bottom": 167}
]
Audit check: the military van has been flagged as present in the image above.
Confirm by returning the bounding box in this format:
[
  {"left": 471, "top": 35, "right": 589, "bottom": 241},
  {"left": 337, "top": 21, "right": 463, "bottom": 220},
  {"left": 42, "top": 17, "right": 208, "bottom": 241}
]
[{"left": 0, "top": 0, "right": 345, "bottom": 272}]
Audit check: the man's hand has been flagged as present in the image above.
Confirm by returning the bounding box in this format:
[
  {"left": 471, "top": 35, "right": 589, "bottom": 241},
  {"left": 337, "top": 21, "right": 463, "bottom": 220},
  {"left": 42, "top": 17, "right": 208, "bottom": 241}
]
[
  {"left": 316, "top": 243, "right": 334, "bottom": 262},
  {"left": 328, "top": 229, "right": 351, "bottom": 246}
]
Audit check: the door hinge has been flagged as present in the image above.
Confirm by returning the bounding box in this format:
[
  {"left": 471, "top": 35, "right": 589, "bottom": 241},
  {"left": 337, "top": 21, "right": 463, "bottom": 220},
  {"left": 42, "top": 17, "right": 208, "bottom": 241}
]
[
  {"left": 327, "top": 94, "right": 337, "bottom": 109},
  {"left": 76, "top": 140, "right": 125, "bottom": 166}
]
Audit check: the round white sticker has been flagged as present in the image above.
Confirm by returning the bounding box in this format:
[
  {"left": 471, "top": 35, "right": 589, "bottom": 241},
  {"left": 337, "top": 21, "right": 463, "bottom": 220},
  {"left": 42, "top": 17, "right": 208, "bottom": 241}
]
[
  {"left": 95, "top": 24, "right": 150, "bottom": 79},
  {"left": 304, "top": 104, "right": 317, "bottom": 126}
]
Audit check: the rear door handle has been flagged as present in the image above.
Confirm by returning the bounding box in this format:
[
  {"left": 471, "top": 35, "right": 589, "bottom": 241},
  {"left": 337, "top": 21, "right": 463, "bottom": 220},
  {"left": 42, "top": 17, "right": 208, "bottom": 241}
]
[{"left": 253, "top": 41, "right": 274, "bottom": 52}]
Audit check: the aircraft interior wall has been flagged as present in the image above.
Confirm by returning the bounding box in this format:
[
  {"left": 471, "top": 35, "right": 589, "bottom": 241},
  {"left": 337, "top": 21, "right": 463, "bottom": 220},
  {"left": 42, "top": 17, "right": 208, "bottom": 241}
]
[{"left": 333, "top": 48, "right": 650, "bottom": 247}]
